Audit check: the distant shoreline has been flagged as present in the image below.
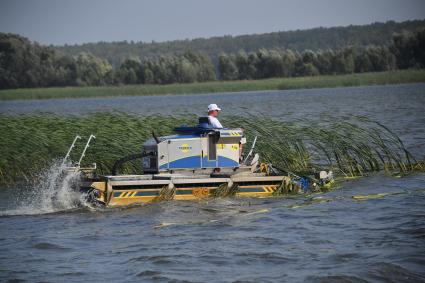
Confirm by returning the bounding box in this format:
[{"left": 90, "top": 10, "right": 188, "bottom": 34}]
[{"left": 1, "top": 69, "right": 424, "bottom": 101}]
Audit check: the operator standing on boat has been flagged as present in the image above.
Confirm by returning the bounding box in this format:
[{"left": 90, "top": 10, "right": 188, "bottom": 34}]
[
  {"left": 207, "top": 103, "right": 246, "bottom": 162},
  {"left": 207, "top": 104, "right": 223, "bottom": 128}
]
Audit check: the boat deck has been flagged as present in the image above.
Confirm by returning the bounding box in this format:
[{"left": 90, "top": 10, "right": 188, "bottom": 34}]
[{"left": 80, "top": 174, "right": 291, "bottom": 207}]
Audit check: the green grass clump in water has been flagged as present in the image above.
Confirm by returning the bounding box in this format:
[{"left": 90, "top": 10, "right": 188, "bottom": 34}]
[
  {"left": 227, "top": 115, "right": 418, "bottom": 177},
  {"left": 155, "top": 186, "right": 176, "bottom": 201},
  {"left": 272, "top": 179, "right": 302, "bottom": 196},
  {"left": 0, "top": 113, "right": 419, "bottom": 187},
  {"left": 0, "top": 69, "right": 424, "bottom": 101},
  {"left": 211, "top": 183, "right": 240, "bottom": 198}
]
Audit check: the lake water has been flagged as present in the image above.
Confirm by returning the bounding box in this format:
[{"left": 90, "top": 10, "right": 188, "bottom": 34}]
[{"left": 1, "top": 84, "right": 425, "bottom": 282}]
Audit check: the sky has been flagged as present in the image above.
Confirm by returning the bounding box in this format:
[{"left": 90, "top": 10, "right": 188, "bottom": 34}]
[{"left": 0, "top": 0, "right": 424, "bottom": 46}]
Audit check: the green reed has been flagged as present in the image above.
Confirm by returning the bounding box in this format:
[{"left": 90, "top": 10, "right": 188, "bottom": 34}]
[
  {"left": 0, "top": 113, "right": 419, "bottom": 187},
  {"left": 227, "top": 115, "right": 417, "bottom": 177}
]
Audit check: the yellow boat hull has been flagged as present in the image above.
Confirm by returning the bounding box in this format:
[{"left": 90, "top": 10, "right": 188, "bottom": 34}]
[{"left": 80, "top": 175, "right": 290, "bottom": 207}]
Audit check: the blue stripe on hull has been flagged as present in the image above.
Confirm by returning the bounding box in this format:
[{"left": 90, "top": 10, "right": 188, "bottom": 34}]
[
  {"left": 136, "top": 191, "right": 159, "bottom": 196},
  {"left": 201, "top": 156, "right": 217, "bottom": 168},
  {"left": 218, "top": 156, "right": 239, "bottom": 167},
  {"left": 160, "top": 155, "right": 239, "bottom": 169},
  {"left": 113, "top": 191, "right": 159, "bottom": 197},
  {"left": 160, "top": 155, "right": 201, "bottom": 169},
  {"left": 239, "top": 187, "right": 265, "bottom": 193},
  {"left": 175, "top": 189, "right": 193, "bottom": 195}
]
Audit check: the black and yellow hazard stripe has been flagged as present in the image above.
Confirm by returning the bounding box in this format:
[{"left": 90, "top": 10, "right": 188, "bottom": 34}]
[
  {"left": 230, "top": 131, "right": 243, "bottom": 136},
  {"left": 262, "top": 185, "right": 277, "bottom": 193},
  {"left": 110, "top": 184, "right": 279, "bottom": 206},
  {"left": 113, "top": 190, "right": 159, "bottom": 198}
]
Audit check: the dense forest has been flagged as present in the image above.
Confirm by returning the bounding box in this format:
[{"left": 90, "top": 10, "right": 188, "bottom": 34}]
[
  {"left": 57, "top": 20, "right": 425, "bottom": 67},
  {"left": 0, "top": 20, "right": 425, "bottom": 89},
  {"left": 0, "top": 33, "right": 217, "bottom": 89}
]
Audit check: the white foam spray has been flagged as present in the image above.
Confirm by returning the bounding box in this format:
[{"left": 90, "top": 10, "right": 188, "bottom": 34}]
[{"left": 2, "top": 160, "right": 89, "bottom": 216}]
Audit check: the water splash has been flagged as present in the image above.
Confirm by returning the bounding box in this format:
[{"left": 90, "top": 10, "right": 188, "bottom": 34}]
[{"left": 1, "top": 160, "right": 89, "bottom": 216}]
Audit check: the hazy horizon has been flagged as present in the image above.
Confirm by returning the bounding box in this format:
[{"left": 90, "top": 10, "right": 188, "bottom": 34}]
[{"left": 1, "top": 0, "right": 424, "bottom": 46}]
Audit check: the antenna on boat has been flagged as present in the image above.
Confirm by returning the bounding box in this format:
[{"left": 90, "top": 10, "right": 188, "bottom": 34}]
[
  {"left": 76, "top": 134, "right": 96, "bottom": 169},
  {"left": 61, "top": 135, "right": 81, "bottom": 166},
  {"left": 243, "top": 136, "right": 258, "bottom": 164}
]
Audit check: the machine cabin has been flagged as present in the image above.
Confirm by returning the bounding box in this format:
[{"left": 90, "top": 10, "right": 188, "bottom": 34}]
[{"left": 142, "top": 118, "right": 243, "bottom": 173}]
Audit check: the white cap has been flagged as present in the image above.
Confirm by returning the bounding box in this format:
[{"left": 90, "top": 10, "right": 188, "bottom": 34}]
[{"left": 208, "top": 103, "right": 221, "bottom": 111}]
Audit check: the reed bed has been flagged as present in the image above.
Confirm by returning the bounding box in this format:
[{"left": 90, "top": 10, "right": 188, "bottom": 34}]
[
  {"left": 227, "top": 116, "right": 417, "bottom": 177},
  {"left": 0, "top": 113, "right": 419, "bottom": 187},
  {"left": 1, "top": 69, "right": 424, "bottom": 101}
]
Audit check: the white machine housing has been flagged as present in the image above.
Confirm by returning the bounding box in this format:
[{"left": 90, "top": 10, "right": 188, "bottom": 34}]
[{"left": 142, "top": 128, "right": 243, "bottom": 173}]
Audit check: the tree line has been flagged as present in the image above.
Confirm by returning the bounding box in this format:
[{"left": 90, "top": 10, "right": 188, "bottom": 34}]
[
  {"left": 0, "top": 29, "right": 424, "bottom": 89},
  {"left": 115, "top": 51, "right": 215, "bottom": 84},
  {"left": 57, "top": 20, "right": 425, "bottom": 67},
  {"left": 0, "top": 33, "right": 113, "bottom": 89},
  {"left": 219, "top": 46, "right": 396, "bottom": 80},
  {"left": 0, "top": 33, "right": 216, "bottom": 89},
  {"left": 218, "top": 29, "right": 425, "bottom": 80}
]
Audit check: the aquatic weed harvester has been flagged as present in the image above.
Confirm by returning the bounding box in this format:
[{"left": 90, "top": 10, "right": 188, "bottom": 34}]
[{"left": 65, "top": 117, "right": 333, "bottom": 207}]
